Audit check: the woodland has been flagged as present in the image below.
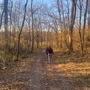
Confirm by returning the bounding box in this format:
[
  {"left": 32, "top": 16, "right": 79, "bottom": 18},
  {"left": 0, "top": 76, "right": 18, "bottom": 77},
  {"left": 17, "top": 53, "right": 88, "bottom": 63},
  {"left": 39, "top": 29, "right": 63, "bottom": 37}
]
[{"left": 0, "top": 0, "right": 90, "bottom": 90}]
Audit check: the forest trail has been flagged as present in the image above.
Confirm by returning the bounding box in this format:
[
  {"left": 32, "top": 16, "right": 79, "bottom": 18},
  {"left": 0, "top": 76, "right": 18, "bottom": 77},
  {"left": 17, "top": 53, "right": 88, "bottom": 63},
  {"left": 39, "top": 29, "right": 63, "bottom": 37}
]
[
  {"left": 27, "top": 49, "right": 46, "bottom": 90},
  {"left": 0, "top": 49, "right": 89, "bottom": 90},
  {"left": 27, "top": 49, "right": 80, "bottom": 90}
]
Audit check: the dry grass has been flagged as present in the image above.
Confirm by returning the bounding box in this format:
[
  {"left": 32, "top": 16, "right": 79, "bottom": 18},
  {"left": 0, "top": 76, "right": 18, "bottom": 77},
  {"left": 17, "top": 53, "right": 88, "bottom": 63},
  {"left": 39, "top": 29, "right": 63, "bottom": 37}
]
[{"left": 51, "top": 49, "right": 90, "bottom": 88}]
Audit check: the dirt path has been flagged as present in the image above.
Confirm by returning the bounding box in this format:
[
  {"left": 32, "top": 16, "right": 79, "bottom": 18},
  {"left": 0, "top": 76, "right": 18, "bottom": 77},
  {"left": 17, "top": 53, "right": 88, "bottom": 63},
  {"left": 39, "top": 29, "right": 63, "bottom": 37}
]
[
  {"left": 27, "top": 49, "right": 46, "bottom": 90},
  {"left": 27, "top": 49, "right": 79, "bottom": 90}
]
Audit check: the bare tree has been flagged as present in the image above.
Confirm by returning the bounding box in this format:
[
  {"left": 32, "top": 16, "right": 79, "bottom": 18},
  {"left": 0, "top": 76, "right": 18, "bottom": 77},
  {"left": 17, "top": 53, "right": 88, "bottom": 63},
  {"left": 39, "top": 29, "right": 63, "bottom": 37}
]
[
  {"left": 8, "top": 0, "right": 13, "bottom": 53},
  {"left": 69, "top": 0, "right": 77, "bottom": 52},
  {"left": 16, "top": 0, "right": 28, "bottom": 61},
  {"left": 82, "top": 0, "right": 88, "bottom": 53},
  {"left": 0, "top": 4, "right": 4, "bottom": 29},
  {"left": 4, "top": 0, "right": 8, "bottom": 53},
  {"left": 26, "top": 9, "right": 31, "bottom": 50},
  {"left": 31, "top": 1, "right": 43, "bottom": 52},
  {"left": 88, "top": 0, "right": 90, "bottom": 29},
  {"left": 31, "top": 0, "right": 34, "bottom": 53},
  {"left": 78, "top": 0, "right": 83, "bottom": 54},
  {"left": 74, "top": 0, "right": 88, "bottom": 54},
  {"left": 57, "top": 0, "right": 62, "bottom": 48}
]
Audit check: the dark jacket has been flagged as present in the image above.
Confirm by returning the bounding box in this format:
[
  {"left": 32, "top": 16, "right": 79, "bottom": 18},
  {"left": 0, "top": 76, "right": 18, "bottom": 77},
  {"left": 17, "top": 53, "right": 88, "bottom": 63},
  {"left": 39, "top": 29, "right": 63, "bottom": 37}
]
[{"left": 48, "top": 47, "right": 54, "bottom": 54}]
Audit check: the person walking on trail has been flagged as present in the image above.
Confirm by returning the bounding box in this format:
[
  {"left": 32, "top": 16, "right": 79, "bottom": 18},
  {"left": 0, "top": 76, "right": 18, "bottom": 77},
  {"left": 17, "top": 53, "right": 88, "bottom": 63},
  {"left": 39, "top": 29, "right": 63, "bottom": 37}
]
[{"left": 46, "top": 46, "right": 54, "bottom": 64}]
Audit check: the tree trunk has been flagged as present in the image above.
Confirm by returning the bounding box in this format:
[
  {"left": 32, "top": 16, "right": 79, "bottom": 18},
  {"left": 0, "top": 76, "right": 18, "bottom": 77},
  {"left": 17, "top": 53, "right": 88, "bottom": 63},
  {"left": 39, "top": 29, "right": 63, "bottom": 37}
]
[
  {"left": 78, "top": 0, "right": 83, "bottom": 54},
  {"left": 88, "top": 0, "right": 90, "bottom": 30},
  {"left": 4, "top": 0, "right": 8, "bottom": 53},
  {"left": 9, "top": 0, "right": 13, "bottom": 53},
  {"left": 69, "top": 0, "right": 77, "bottom": 52},
  {"left": 57, "top": 0, "right": 62, "bottom": 48},
  {"left": 82, "top": 0, "right": 88, "bottom": 53},
  {"left": 16, "top": 0, "right": 28, "bottom": 61},
  {"left": 31, "top": 0, "right": 34, "bottom": 53},
  {"left": 0, "top": 9, "right": 4, "bottom": 29}
]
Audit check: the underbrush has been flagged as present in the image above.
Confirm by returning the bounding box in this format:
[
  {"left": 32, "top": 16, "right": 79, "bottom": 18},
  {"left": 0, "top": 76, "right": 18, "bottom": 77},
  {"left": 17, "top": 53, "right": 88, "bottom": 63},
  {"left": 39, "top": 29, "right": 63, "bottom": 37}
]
[
  {"left": 0, "top": 47, "right": 39, "bottom": 70},
  {"left": 0, "top": 48, "right": 39, "bottom": 89}
]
